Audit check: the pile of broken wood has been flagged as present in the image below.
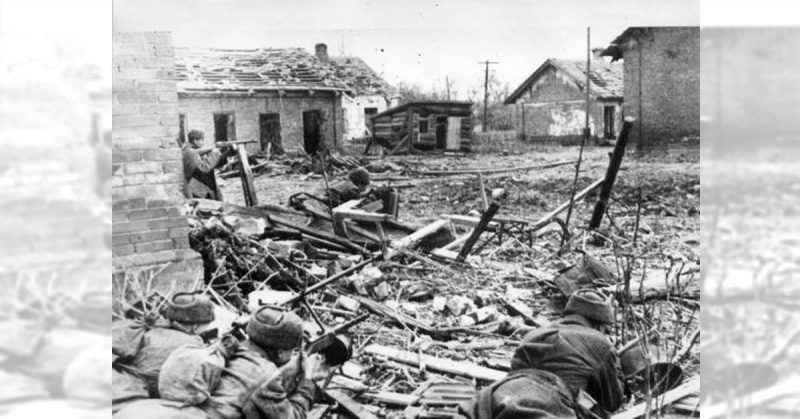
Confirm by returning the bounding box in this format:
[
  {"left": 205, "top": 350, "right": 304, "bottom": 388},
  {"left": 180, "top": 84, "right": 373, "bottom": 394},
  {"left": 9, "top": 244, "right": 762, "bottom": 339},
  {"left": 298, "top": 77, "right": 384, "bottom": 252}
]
[{"left": 174, "top": 176, "right": 701, "bottom": 418}]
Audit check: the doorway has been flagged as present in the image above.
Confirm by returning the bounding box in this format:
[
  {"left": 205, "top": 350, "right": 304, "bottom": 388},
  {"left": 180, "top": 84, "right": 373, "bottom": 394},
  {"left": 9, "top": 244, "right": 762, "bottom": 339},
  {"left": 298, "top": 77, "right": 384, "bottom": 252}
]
[
  {"left": 259, "top": 113, "right": 282, "bottom": 154},
  {"left": 302, "top": 110, "right": 323, "bottom": 155},
  {"left": 435, "top": 116, "right": 447, "bottom": 149},
  {"left": 603, "top": 106, "right": 616, "bottom": 139}
]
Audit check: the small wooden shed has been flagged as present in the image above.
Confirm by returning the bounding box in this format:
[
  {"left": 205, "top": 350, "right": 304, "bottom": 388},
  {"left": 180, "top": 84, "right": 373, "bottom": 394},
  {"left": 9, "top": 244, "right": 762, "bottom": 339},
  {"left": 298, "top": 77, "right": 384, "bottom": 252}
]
[{"left": 369, "top": 101, "right": 474, "bottom": 154}]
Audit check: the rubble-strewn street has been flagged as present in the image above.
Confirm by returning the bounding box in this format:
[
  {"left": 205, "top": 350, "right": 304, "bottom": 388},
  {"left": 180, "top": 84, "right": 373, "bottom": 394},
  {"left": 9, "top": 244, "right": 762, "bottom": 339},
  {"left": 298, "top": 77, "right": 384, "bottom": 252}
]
[
  {"left": 114, "top": 143, "right": 700, "bottom": 418},
  {"left": 111, "top": 17, "right": 703, "bottom": 419}
]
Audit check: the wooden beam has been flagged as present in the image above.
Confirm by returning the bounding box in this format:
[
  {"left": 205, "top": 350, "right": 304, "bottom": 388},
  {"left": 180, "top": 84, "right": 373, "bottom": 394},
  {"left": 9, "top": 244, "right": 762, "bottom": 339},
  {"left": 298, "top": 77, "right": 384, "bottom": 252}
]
[
  {"left": 589, "top": 118, "right": 633, "bottom": 229},
  {"left": 325, "top": 389, "right": 380, "bottom": 419},
  {"left": 364, "top": 344, "right": 506, "bottom": 382},
  {"left": 387, "top": 219, "right": 451, "bottom": 259},
  {"left": 458, "top": 199, "right": 502, "bottom": 262},
  {"left": 532, "top": 178, "right": 604, "bottom": 230},
  {"left": 611, "top": 377, "right": 699, "bottom": 419},
  {"left": 413, "top": 160, "right": 576, "bottom": 176},
  {"left": 236, "top": 144, "right": 258, "bottom": 207},
  {"left": 703, "top": 377, "right": 800, "bottom": 419}
]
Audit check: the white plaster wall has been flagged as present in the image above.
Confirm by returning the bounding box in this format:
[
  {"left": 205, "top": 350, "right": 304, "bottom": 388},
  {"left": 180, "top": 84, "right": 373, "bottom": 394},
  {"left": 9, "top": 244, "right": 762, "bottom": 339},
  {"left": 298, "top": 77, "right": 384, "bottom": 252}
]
[{"left": 342, "top": 94, "right": 389, "bottom": 140}]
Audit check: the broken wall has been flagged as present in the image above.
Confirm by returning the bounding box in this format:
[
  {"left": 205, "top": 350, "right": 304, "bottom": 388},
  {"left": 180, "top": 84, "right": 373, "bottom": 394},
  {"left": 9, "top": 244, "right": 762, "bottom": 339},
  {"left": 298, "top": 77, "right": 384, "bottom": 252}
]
[
  {"left": 622, "top": 27, "right": 700, "bottom": 154},
  {"left": 341, "top": 94, "right": 389, "bottom": 140},
  {"left": 112, "top": 31, "right": 195, "bottom": 269},
  {"left": 177, "top": 93, "right": 344, "bottom": 154}
]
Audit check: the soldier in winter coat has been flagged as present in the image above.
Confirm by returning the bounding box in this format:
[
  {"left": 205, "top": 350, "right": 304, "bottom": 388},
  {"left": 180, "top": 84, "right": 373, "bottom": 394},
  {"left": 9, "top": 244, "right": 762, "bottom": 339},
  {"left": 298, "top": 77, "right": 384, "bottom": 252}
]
[{"left": 462, "top": 289, "right": 625, "bottom": 419}]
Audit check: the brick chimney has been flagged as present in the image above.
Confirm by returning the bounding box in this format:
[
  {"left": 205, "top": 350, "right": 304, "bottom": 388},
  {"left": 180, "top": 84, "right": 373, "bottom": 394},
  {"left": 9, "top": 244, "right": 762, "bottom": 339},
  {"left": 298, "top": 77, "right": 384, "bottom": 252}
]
[{"left": 315, "top": 43, "right": 329, "bottom": 63}]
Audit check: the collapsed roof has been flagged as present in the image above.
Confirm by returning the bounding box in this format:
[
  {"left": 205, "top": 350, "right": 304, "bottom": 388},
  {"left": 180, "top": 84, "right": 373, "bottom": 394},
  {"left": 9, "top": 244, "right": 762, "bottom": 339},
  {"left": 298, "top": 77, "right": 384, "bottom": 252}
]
[{"left": 174, "top": 47, "right": 395, "bottom": 97}]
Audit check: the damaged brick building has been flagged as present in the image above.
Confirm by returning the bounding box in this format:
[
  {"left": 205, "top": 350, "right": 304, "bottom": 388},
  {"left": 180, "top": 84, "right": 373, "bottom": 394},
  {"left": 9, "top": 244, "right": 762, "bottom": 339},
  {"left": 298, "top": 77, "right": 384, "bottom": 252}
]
[
  {"left": 112, "top": 31, "right": 194, "bottom": 270},
  {"left": 174, "top": 43, "right": 395, "bottom": 155},
  {"left": 602, "top": 26, "right": 700, "bottom": 155},
  {"left": 504, "top": 55, "right": 623, "bottom": 144}
]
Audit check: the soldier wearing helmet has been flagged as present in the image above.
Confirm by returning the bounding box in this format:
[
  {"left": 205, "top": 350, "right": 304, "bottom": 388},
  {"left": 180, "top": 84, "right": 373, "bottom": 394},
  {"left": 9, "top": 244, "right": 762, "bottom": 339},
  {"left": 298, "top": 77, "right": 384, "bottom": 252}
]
[{"left": 462, "top": 289, "right": 624, "bottom": 419}]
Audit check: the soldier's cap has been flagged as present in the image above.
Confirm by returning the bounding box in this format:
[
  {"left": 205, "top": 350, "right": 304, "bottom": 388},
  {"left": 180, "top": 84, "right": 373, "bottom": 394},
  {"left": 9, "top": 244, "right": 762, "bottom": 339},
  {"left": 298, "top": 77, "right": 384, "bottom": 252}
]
[
  {"left": 163, "top": 292, "right": 215, "bottom": 324},
  {"left": 246, "top": 305, "right": 303, "bottom": 350},
  {"left": 564, "top": 289, "right": 615, "bottom": 324}
]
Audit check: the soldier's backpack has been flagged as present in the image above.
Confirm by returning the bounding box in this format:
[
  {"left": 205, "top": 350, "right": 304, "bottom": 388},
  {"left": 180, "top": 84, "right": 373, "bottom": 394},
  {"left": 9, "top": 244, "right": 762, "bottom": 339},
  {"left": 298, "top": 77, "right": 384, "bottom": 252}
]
[{"left": 158, "top": 336, "right": 238, "bottom": 405}]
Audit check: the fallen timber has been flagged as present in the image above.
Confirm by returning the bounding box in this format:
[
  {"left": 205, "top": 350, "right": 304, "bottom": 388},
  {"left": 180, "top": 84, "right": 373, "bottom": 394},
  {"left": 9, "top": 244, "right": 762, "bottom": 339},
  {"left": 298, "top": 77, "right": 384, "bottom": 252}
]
[
  {"left": 411, "top": 159, "right": 577, "bottom": 176},
  {"left": 364, "top": 344, "right": 506, "bottom": 382}
]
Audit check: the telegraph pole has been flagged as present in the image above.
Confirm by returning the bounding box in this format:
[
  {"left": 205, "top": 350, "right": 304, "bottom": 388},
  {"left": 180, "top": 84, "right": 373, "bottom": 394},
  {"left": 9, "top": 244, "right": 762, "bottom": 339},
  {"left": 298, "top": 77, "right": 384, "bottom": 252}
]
[
  {"left": 478, "top": 60, "right": 498, "bottom": 132},
  {"left": 445, "top": 76, "right": 451, "bottom": 101}
]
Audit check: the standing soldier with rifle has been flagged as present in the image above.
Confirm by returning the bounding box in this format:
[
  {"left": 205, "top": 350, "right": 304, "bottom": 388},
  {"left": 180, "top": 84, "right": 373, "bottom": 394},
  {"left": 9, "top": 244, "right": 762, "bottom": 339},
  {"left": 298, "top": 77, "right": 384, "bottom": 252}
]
[{"left": 182, "top": 129, "right": 234, "bottom": 201}]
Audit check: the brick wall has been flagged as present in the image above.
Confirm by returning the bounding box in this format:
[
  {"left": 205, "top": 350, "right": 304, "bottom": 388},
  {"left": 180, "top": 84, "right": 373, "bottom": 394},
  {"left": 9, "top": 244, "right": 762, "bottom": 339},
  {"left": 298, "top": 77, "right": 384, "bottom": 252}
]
[
  {"left": 512, "top": 68, "right": 622, "bottom": 141},
  {"left": 177, "top": 92, "right": 344, "bottom": 154},
  {"left": 112, "top": 32, "right": 195, "bottom": 269},
  {"left": 621, "top": 27, "right": 700, "bottom": 150}
]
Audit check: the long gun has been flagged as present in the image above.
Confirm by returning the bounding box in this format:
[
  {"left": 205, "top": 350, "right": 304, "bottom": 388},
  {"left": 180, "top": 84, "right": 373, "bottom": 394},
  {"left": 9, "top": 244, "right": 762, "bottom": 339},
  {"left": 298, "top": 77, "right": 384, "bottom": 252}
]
[{"left": 306, "top": 312, "right": 370, "bottom": 366}]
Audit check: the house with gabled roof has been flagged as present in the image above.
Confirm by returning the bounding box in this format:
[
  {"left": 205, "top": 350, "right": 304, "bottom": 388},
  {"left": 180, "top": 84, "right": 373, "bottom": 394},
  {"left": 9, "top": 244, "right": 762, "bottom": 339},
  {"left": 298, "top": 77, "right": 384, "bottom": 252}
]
[
  {"left": 504, "top": 54, "right": 623, "bottom": 143},
  {"left": 173, "top": 43, "right": 395, "bottom": 155}
]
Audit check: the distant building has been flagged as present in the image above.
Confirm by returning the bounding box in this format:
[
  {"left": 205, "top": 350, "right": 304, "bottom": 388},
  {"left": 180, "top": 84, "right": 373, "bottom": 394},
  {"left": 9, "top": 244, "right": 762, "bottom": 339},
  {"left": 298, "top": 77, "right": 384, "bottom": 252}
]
[
  {"left": 601, "top": 26, "right": 700, "bottom": 153},
  {"left": 325, "top": 50, "right": 398, "bottom": 140},
  {"left": 370, "top": 101, "right": 474, "bottom": 154},
  {"left": 504, "top": 55, "right": 623, "bottom": 144},
  {"left": 173, "top": 43, "right": 395, "bottom": 155}
]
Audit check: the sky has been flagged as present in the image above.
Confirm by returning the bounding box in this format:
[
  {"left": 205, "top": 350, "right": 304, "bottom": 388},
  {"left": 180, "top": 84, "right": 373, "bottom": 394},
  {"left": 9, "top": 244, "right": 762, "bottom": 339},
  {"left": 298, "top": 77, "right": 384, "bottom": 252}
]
[{"left": 113, "top": 0, "right": 700, "bottom": 100}]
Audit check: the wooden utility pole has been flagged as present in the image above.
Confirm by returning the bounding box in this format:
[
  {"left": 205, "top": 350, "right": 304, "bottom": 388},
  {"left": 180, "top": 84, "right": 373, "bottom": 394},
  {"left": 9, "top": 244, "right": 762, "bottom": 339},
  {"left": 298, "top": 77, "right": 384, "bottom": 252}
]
[
  {"left": 478, "top": 60, "right": 498, "bottom": 132},
  {"left": 561, "top": 27, "right": 590, "bottom": 246},
  {"left": 445, "top": 76, "right": 452, "bottom": 101}
]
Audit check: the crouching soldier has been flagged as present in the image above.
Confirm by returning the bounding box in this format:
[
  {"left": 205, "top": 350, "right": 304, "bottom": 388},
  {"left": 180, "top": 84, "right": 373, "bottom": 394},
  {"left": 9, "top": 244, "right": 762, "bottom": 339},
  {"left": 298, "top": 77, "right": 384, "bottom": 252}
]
[
  {"left": 326, "top": 167, "right": 371, "bottom": 207},
  {"left": 462, "top": 289, "right": 624, "bottom": 419},
  {"left": 113, "top": 292, "right": 215, "bottom": 409},
  {"left": 205, "top": 305, "right": 329, "bottom": 419}
]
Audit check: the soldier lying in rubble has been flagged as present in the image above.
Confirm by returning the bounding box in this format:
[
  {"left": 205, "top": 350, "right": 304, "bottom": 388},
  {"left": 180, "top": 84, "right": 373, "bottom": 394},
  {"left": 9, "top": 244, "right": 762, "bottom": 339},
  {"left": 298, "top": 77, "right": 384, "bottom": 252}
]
[
  {"left": 461, "top": 289, "right": 624, "bottom": 419},
  {"left": 112, "top": 292, "right": 215, "bottom": 411},
  {"left": 326, "top": 167, "right": 372, "bottom": 207},
  {"left": 114, "top": 305, "right": 331, "bottom": 419}
]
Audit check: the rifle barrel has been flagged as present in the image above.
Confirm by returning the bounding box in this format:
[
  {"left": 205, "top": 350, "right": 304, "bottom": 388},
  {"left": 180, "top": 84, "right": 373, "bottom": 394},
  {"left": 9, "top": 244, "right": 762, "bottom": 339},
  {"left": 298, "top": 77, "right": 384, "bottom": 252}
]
[{"left": 285, "top": 257, "right": 377, "bottom": 305}]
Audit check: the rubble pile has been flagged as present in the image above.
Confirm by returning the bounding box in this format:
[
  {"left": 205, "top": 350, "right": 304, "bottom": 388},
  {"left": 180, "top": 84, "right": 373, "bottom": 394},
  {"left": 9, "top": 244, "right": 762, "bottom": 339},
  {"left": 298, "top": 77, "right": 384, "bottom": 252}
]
[{"left": 114, "top": 147, "right": 701, "bottom": 418}]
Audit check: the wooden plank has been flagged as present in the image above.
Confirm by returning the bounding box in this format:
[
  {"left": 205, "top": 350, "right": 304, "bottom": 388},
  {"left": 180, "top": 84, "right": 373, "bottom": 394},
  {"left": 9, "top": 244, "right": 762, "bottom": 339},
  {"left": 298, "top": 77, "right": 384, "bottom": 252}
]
[
  {"left": 589, "top": 118, "right": 633, "bottom": 229},
  {"left": 236, "top": 144, "right": 258, "bottom": 207},
  {"left": 457, "top": 193, "right": 505, "bottom": 262},
  {"left": 406, "top": 106, "right": 414, "bottom": 154},
  {"left": 362, "top": 391, "right": 420, "bottom": 406},
  {"left": 611, "top": 377, "right": 699, "bottom": 419},
  {"left": 703, "top": 377, "right": 800, "bottom": 419},
  {"left": 325, "top": 389, "right": 380, "bottom": 419},
  {"left": 388, "top": 219, "right": 451, "bottom": 258},
  {"left": 441, "top": 232, "right": 471, "bottom": 251},
  {"left": 532, "top": 178, "right": 604, "bottom": 230},
  {"left": 364, "top": 344, "right": 506, "bottom": 382},
  {"left": 444, "top": 215, "right": 500, "bottom": 229},
  {"left": 388, "top": 135, "right": 409, "bottom": 156},
  {"left": 414, "top": 160, "right": 577, "bottom": 176}
]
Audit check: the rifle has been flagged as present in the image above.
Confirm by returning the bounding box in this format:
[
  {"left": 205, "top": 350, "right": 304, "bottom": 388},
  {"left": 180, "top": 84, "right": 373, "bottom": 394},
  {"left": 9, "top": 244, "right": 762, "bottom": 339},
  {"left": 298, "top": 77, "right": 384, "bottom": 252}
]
[{"left": 306, "top": 312, "right": 370, "bottom": 366}]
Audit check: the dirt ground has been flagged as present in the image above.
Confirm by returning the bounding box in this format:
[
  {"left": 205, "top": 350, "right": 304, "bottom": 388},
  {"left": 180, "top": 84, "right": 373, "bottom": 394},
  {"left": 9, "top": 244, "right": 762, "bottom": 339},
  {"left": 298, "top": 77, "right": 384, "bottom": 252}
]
[{"left": 216, "top": 144, "right": 701, "bottom": 417}]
